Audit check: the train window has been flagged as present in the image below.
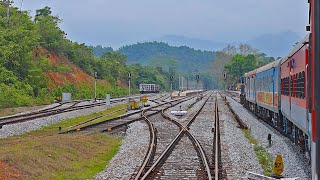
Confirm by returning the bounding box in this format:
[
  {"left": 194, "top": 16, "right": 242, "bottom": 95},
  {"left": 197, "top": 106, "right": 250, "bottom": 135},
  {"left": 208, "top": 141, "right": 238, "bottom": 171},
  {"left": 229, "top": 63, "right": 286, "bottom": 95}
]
[
  {"left": 285, "top": 77, "right": 290, "bottom": 96},
  {"left": 298, "top": 74, "right": 300, "bottom": 98},
  {"left": 300, "top": 72, "right": 303, "bottom": 98},
  {"left": 302, "top": 71, "right": 305, "bottom": 99},
  {"left": 290, "top": 75, "right": 294, "bottom": 97},
  {"left": 294, "top": 71, "right": 306, "bottom": 99},
  {"left": 283, "top": 78, "right": 288, "bottom": 96},
  {"left": 292, "top": 74, "right": 296, "bottom": 98},
  {"left": 281, "top": 78, "right": 284, "bottom": 95}
]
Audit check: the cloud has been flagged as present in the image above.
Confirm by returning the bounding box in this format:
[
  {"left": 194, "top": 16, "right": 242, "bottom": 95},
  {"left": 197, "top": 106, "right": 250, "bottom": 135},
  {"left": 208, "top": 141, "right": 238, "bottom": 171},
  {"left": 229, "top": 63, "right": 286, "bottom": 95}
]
[{"left": 15, "top": 0, "right": 309, "bottom": 48}]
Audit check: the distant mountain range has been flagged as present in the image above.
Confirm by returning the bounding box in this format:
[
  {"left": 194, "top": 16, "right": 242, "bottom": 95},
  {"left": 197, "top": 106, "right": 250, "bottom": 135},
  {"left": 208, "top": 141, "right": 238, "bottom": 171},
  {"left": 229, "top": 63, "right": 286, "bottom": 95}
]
[
  {"left": 154, "top": 31, "right": 303, "bottom": 58},
  {"left": 155, "top": 35, "right": 226, "bottom": 52},
  {"left": 247, "top": 31, "right": 302, "bottom": 58}
]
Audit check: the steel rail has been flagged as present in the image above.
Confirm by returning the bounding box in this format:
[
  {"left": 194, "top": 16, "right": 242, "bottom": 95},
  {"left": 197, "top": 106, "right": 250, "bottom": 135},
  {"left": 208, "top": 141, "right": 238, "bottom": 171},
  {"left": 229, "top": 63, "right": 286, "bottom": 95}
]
[
  {"left": 139, "top": 93, "right": 212, "bottom": 180},
  {"left": 0, "top": 94, "right": 164, "bottom": 128},
  {"left": 214, "top": 92, "right": 221, "bottom": 180},
  {"left": 64, "top": 95, "right": 196, "bottom": 133}
]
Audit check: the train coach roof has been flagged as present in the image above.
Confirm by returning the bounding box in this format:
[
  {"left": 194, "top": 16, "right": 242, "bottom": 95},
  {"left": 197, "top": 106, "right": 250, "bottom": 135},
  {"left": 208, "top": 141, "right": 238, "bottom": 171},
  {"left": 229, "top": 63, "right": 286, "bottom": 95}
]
[
  {"left": 281, "top": 34, "right": 310, "bottom": 64},
  {"left": 256, "top": 59, "right": 281, "bottom": 74},
  {"left": 244, "top": 69, "right": 257, "bottom": 77}
]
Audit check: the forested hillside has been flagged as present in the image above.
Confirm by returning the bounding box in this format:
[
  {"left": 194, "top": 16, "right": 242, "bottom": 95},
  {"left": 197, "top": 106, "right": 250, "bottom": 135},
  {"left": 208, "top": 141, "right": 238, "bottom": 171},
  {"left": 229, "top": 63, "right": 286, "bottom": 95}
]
[
  {"left": 0, "top": 6, "right": 172, "bottom": 108},
  {"left": 118, "top": 42, "right": 216, "bottom": 73},
  {"left": 89, "top": 45, "right": 113, "bottom": 57}
]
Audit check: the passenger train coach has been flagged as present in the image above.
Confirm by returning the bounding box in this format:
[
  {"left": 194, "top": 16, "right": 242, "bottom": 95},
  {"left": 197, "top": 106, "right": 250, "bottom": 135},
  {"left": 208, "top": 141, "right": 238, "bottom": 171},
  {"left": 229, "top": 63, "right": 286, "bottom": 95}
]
[
  {"left": 241, "top": 24, "right": 319, "bottom": 179},
  {"left": 241, "top": 3, "right": 320, "bottom": 178},
  {"left": 139, "top": 84, "right": 160, "bottom": 94},
  {"left": 243, "top": 35, "right": 309, "bottom": 149}
]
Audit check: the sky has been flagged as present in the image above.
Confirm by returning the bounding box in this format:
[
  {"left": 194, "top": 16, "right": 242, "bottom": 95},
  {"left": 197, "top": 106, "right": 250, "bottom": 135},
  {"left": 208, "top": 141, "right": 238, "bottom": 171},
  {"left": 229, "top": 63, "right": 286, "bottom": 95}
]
[{"left": 13, "top": 0, "right": 309, "bottom": 49}]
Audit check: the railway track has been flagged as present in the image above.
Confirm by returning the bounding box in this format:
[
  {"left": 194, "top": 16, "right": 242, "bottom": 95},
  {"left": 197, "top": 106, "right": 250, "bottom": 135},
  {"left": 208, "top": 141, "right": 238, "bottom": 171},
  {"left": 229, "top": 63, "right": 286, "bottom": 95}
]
[
  {"left": 148, "top": 94, "right": 171, "bottom": 104},
  {"left": 0, "top": 94, "right": 163, "bottom": 128},
  {"left": 223, "top": 90, "right": 240, "bottom": 103},
  {"left": 134, "top": 93, "right": 213, "bottom": 180},
  {"left": 213, "top": 92, "right": 222, "bottom": 180},
  {"left": 63, "top": 95, "right": 195, "bottom": 134}
]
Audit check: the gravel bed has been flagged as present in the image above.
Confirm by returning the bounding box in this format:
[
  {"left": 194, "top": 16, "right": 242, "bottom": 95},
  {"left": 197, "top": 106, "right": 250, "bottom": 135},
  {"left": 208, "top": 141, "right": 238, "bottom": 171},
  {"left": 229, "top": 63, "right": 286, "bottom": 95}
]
[
  {"left": 166, "top": 96, "right": 208, "bottom": 127},
  {"left": 219, "top": 95, "right": 263, "bottom": 179},
  {"left": 158, "top": 135, "right": 200, "bottom": 179},
  {"left": 189, "top": 96, "right": 214, "bottom": 165},
  {"left": 96, "top": 121, "right": 150, "bottom": 180},
  {"left": 148, "top": 113, "right": 181, "bottom": 161},
  {"left": 227, "top": 96, "right": 312, "bottom": 179},
  {"left": 167, "top": 97, "right": 197, "bottom": 112},
  {"left": 0, "top": 103, "right": 116, "bottom": 138}
]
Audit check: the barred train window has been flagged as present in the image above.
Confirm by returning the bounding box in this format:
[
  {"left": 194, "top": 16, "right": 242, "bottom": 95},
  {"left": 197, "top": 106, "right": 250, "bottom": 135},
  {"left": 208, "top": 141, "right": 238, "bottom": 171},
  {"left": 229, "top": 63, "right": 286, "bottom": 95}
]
[{"left": 289, "top": 71, "right": 305, "bottom": 99}]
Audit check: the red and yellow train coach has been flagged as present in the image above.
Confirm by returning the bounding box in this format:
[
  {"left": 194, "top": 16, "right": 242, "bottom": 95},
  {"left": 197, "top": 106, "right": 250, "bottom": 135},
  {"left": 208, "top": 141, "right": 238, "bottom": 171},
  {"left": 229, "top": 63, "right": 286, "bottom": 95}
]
[{"left": 280, "top": 35, "right": 310, "bottom": 146}]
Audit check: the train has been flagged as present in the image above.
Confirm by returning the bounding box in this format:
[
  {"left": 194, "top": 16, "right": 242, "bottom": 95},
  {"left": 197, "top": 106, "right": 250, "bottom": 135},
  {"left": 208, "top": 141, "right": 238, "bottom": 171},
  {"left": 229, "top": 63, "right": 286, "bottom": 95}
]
[
  {"left": 139, "top": 84, "right": 160, "bottom": 94},
  {"left": 242, "top": 35, "right": 309, "bottom": 149},
  {"left": 241, "top": 1, "right": 319, "bottom": 178}
]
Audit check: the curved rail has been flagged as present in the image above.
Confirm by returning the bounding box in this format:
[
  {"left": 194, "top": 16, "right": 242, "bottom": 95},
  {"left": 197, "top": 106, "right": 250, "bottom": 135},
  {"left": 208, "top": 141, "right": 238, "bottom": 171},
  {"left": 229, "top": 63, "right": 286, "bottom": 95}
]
[
  {"left": 0, "top": 94, "right": 164, "bottom": 128},
  {"left": 138, "top": 93, "right": 213, "bottom": 180},
  {"left": 63, "top": 95, "right": 196, "bottom": 134},
  {"left": 134, "top": 110, "right": 157, "bottom": 179}
]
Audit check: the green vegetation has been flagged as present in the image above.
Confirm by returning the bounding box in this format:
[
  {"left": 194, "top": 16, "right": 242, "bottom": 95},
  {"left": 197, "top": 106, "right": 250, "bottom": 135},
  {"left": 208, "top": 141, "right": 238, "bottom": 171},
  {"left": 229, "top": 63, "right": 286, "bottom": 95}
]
[
  {"left": 0, "top": 104, "right": 128, "bottom": 179},
  {"left": 0, "top": 133, "right": 121, "bottom": 180},
  {"left": 242, "top": 129, "right": 274, "bottom": 176},
  {"left": 0, "top": 5, "right": 174, "bottom": 108},
  {"left": 118, "top": 42, "right": 216, "bottom": 73},
  {"left": 0, "top": 4, "right": 276, "bottom": 108},
  {"left": 118, "top": 42, "right": 217, "bottom": 89},
  {"left": 211, "top": 44, "right": 275, "bottom": 88},
  {"left": 89, "top": 45, "right": 113, "bottom": 57},
  {"left": 39, "top": 104, "right": 128, "bottom": 131}
]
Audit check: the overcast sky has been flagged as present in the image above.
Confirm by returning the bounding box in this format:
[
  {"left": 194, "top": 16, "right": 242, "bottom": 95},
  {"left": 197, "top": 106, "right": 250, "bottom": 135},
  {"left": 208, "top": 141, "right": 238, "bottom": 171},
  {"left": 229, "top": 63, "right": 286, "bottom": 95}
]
[{"left": 14, "top": 0, "right": 309, "bottom": 49}]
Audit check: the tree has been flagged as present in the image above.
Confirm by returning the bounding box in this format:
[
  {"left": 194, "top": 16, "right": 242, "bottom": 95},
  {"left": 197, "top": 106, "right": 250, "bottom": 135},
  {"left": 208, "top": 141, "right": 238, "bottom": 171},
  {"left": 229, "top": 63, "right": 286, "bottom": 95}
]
[
  {"left": 224, "top": 54, "right": 257, "bottom": 83},
  {"left": 35, "top": 6, "right": 66, "bottom": 52}
]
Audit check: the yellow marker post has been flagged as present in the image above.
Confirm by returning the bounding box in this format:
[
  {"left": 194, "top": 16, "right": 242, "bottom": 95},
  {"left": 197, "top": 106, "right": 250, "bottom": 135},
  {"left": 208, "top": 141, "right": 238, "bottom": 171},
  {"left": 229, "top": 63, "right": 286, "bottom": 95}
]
[
  {"left": 141, "top": 95, "right": 148, "bottom": 103},
  {"left": 273, "top": 154, "right": 284, "bottom": 177}
]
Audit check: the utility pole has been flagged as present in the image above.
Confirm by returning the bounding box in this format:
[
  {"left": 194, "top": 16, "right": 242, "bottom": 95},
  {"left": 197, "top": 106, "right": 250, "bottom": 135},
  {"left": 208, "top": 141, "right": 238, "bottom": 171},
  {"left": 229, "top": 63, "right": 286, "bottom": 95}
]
[
  {"left": 0, "top": 0, "right": 12, "bottom": 24},
  {"left": 224, "top": 72, "right": 228, "bottom": 90},
  {"left": 170, "top": 75, "right": 174, "bottom": 92},
  {"left": 178, "top": 74, "right": 181, "bottom": 91},
  {"left": 196, "top": 75, "right": 199, "bottom": 96},
  {"left": 94, "top": 71, "right": 97, "bottom": 101},
  {"left": 186, "top": 77, "right": 189, "bottom": 90},
  {"left": 181, "top": 76, "right": 184, "bottom": 91},
  {"left": 128, "top": 73, "right": 131, "bottom": 97}
]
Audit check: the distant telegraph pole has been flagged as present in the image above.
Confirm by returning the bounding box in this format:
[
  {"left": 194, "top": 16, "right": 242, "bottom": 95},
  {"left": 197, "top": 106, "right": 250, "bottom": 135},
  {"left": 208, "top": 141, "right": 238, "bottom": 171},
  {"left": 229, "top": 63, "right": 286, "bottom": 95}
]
[
  {"left": 0, "top": 0, "right": 12, "bottom": 24},
  {"left": 170, "top": 75, "right": 174, "bottom": 92},
  {"left": 94, "top": 71, "right": 97, "bottom": 101},
  {"left": 196, "top": 75, "right": 199, "bottom": 96},
  {"left": 223, "top": 72, "right": 227, "bottom": 90},
  {"left": 128, "top": 73, "right": 131, "bottom": 97}
]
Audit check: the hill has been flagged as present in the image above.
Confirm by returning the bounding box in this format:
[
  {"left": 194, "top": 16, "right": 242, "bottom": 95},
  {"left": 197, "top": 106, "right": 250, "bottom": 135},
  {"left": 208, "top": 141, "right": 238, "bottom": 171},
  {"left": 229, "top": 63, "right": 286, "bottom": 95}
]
[
  {"left": 156, "top": 35, "right": 226, "bottom": 51},
  {"left": 118, "top": 41, "right": 216, "bottom": 73},
  {"left": 0, "top": 5, "right": 173, "bottom": 108},
  {"left": 89, "top": 45, "right": 113, "bottom": 57},
  {"left": 153, "top": 32, "right": 302, "bottom": 58}
]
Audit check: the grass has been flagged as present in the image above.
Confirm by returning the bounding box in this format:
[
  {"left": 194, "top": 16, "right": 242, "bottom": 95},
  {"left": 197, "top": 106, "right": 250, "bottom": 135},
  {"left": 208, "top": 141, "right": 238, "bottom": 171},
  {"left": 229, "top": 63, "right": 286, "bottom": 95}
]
[
  {"left": 0, "top": 105, "right": 48, "bottom": 117},
  {"left": 242, "top": 129, "right": 274, "bottom": 176},
  {"left": 0, "top": 104, "right": 128, "bottom": 180},
  {"left": 39, "top": 104, "right": 128, "bottom": 132}
]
